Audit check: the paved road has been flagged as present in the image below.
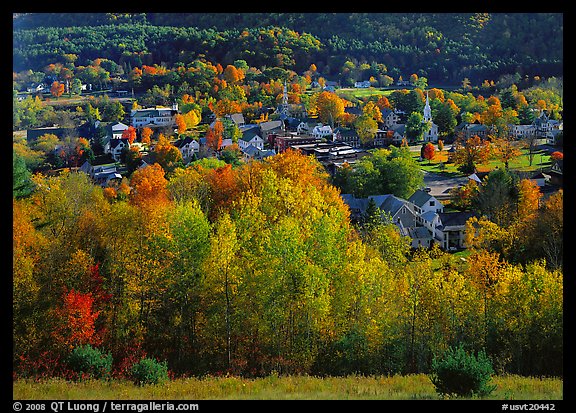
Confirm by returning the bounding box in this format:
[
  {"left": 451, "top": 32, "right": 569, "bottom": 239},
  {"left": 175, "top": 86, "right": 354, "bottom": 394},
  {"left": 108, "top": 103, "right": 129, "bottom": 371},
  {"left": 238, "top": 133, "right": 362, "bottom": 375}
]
[{"left": 422, "top": 171, "right": 468, "bottom": 199}]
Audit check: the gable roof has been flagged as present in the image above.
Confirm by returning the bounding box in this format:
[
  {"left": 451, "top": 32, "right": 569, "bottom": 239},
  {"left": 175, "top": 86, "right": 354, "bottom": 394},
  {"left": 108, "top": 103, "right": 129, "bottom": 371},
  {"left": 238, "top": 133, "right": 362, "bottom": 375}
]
[
  {"left": 341, "top": 193, "right": 412, "bottom": 218},
  {"left": 240, "top": 127, "right": 263, "bottom": 142},
  {"left": 408, "top": 189, "right": 435, "bottom": 208},
  {"left": 437, "top": 211, "right": 476, "bottom": 228},
  {"left": 259, "top": 120, "right": 284, "bottom": 132},
  {"left": 109, "top": 138, "right": 129, "bottom": 149},
  {"left": 174, "top": 136, "right": 196, "bottom": 148},
  {"left": 378, "top": 194, "right": 412, "bottom": 217}
]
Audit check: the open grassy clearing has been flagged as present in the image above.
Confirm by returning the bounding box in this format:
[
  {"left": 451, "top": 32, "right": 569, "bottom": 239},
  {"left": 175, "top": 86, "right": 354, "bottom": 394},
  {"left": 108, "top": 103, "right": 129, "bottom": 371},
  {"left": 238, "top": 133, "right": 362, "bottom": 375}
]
[
  {"left": 13, "top": 374, "right": 562, "bottom": 400},
  {"left": 335, "top": 87, "right": 394, "bottom": 102},
  {"left": 411, "top": 148, "right": 552, "bottom": 176}
]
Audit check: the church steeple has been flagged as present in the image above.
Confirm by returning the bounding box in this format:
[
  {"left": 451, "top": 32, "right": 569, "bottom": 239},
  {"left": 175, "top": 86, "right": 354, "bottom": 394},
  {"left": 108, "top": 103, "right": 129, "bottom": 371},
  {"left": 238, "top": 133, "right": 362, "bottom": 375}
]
[
  {"left": 423, "top": 90, "right": 432, "bottom": 122},
  {"left": 277, "top": 80, "right": 289, "bottom": 116},
  {"left": 283, "top": 80, "right": 288, "bottom": 106}
]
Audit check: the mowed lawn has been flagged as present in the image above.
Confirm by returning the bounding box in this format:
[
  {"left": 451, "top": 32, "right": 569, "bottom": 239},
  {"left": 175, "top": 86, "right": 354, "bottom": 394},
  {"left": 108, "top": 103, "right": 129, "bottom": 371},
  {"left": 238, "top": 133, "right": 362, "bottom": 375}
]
[
  {"left": 13, "top": 374, "right": 562, "bottom": 400},
  {"left": 412, "top": 147, "right": 552, "bottom": 176}
]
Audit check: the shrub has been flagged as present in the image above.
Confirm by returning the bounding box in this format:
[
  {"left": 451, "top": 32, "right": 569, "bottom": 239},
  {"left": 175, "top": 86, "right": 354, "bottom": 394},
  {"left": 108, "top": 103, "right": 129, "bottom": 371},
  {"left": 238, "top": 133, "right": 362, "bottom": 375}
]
[
  {"left": 68, "top": 345, "right": 112, "bottom": 380},
  {"left": 429, "top": 344, "right": 496, "bottom": 398},
  {"left": 131, "top": 357, "right": 169, "bottom": 385}
]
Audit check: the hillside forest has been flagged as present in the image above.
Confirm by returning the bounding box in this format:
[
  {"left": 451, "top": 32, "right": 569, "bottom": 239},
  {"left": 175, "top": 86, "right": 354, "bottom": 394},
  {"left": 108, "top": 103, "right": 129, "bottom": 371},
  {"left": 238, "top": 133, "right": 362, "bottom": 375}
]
[{"left": 13, "top": 13, "right": 563, "bottom": 381}]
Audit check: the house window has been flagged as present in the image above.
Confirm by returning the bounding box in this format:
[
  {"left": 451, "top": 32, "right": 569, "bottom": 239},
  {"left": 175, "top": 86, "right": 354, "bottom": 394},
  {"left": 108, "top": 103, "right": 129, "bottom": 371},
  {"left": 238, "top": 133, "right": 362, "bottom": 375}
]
[{"left": 430, "top": 201, "right": 435, "bottom": 207}]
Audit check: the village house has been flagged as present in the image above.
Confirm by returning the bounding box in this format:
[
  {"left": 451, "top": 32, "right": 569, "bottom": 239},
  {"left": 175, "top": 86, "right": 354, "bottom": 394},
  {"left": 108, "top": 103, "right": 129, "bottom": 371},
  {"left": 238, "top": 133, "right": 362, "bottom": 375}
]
[
  {"left": 408, "top": 189, "right": 444, "bottom": 224},
  {"left": 341, "top": 193, "right": 418, "bottom": 231},
  {"left": 131, "top": 103, "right": 179, "bottom": 128},
  {"left": 354, "top": 80, "right": 371, "bottom": 88},
  {"left": 103, "top": 121, "right": 130, "bottom": 140},
  {"left": 332, "top": 127, "right": 360, "bottom": 148},
  {"left": 79, "top": 160, "right": 122, "bottom": 186},
  {"left": 174, "top": 136, "right": 200, "bottom": 163},
  {"left": 456, "top": 121, "right": 490, "bottom": 139},
  {"left": 341, "top": 188, "right": 477, "bottom": 252},
  {"left": 312, "top": 124, "right": 333, "bottom": 140},
  {"left": 104, "top": 138, "right": 130, "bottom": 162},
  {"left": 380, "top": 108, "right": 403, "bottom": 129},
  {"left": 239, "top": 125, "right": 265, "bottom": 151},
  {"left": 242, "top": 145, "right": 276, "bottom": 162},
  {"left": 259, "top": 120, "right": 285, "bottom": 143}
]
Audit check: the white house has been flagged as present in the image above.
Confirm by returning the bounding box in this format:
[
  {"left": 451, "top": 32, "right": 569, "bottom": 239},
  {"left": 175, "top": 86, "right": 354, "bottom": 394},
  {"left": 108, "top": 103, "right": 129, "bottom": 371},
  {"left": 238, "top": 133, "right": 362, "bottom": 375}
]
[
  {"left": 312, "top": 124, "right": 333, "bottom": 139},
  {"left": 104, "top": 138, "right": 130, "bottom": 162},
  {"left": 131, "top": 103, "right": 178, "bottom": 128},
  {"left": 174, "top": 136, "right": 200, "bottom": 162},
  {"left": 239, "top": 127, "right": 265, "bottom": 151},
  {"left": 509, "top": 124, "right": 536, "bottom": 139},
  {"left": 435, "top": 211, "right": 476, "bottom": 250},
  {"left": 408, "top": 189, "right": 444, "bottom": 221},
  {"left": 106, "top": 121, "right": 130, "bottom": 140},
  {"left": 380, "top": 108, "right": 402, "bottom": 129},
  {"left": 354, "top": 80, "right": 371, "bottom": 88},
  {"left": 297, "top": 119, "right": 321, "bottom": 135}
]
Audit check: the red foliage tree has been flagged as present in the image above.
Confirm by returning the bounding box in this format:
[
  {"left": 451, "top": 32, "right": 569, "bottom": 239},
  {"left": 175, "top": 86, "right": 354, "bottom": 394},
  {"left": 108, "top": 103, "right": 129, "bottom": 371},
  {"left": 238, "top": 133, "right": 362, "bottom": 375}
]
[
  {"left": 52, "top": 289, "right": 101, "bottom": 351},
  {"left": 550, "top": 151, "right": 563, "bottom": 161},
  {"left": 422, "top": 142, "right": 436, "bottom": 164},
  {"left": 122, "top": 126, "right": 137, "bottom": 145},
  {"left": 206, "top": 120, "right": 224, "bottom": 152}
]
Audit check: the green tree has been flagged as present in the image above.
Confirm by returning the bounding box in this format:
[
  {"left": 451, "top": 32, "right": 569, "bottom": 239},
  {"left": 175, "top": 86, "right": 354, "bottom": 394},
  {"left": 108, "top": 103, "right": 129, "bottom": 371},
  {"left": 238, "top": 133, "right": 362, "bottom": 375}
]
[
  {"left": 354, "top": 114, "right": 378, "bottom": 146},
  {"left": 405, "top": 112, "right": 425, "bottom": 142},
  {"left": 13, "top": 149, "right": 34, "bottom": 199}
]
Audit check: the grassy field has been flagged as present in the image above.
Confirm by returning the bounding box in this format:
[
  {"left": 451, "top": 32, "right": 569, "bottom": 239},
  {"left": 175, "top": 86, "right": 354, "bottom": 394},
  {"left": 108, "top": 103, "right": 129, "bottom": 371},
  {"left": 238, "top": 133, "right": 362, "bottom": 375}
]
[
  {"left": 335, "top": 87, "right": 393, "bottom": 103},
  {"left": 13, "top": 374, "right": 562, "bottom": 400},
  {"left": 411, "top": 147, "right": 552, "bottom": 176}
]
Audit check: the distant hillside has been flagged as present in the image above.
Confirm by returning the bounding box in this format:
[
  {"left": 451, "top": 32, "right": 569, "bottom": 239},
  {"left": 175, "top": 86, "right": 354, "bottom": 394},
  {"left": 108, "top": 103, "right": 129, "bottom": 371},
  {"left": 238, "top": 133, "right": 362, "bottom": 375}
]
[{"left": 13, "top": 13, "right": 562, "bottom": 83}]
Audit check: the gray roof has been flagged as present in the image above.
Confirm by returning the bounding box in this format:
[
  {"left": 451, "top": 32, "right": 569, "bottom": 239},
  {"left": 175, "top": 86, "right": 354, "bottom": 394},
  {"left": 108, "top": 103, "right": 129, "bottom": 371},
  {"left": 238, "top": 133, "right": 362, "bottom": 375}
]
[
  {"left": 378, "top": 195, "right": 410, "bottom": 216},
  {"left": 341, "top": 193, "right": 411, "bottom": 217},
  {"left": 229, "top": 113, "right": 245, "bottom": 125},
  {"left": 174, "top": 136, "right": 195, "bottom": 148},
  {"left": 259, "top": 120, "right": 284, "bottom": 132},
  {"left": 109, "top": 138, "right": 129, "bottom": 149},
  {"left": 438, "top": 211, "right": 476, "bottom": 228},
  {"left": 408, "top": 226, "right": 432, "bottom": 239},
  {"left": 408, "top": 189, "right": 434, "bottom": 208},
  {"left": 420, "top": 211, "right": 438, "bottom": 223},
  {"left": 240, "top": 126, "right": 262, "bottom": 142}
]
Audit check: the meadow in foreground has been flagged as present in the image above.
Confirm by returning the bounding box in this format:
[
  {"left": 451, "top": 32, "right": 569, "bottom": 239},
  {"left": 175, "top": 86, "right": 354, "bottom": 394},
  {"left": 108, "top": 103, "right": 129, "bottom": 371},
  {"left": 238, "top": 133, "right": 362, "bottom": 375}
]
[{"left": 13, "top": 374, "right": 562, "bottom": 400}]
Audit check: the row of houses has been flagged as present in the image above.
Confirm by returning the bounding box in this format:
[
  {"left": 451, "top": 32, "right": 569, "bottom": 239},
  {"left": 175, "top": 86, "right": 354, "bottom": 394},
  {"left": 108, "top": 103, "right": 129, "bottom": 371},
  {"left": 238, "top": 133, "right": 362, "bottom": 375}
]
[
  {"left": 342, "top": 189, "right": 475, "bottom": 251},
  {"left": 456, "top": 110, "right": 562, "bottom": 144}
]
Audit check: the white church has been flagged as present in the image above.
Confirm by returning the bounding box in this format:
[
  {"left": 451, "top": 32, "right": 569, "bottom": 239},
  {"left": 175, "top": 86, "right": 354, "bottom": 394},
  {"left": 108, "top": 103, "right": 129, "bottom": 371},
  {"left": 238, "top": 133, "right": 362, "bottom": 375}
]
[{"left": 422, "top": 91, "right": 439, "bottom": 142}]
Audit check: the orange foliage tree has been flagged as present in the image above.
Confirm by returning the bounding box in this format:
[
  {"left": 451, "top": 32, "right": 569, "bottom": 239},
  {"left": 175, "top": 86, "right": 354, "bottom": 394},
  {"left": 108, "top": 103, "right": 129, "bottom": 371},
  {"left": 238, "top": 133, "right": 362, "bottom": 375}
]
[
  {"left": 206, "top": 120, "right": 224, "bottom": 152},
  {"left": 50, "top": 81, "right": 65, "bottom": 98},
  {"left": 52, "top": 289, "right": 101, "bottom": 351},
  {"left": 122, "top": 126, "right": 137, "bottom": 145},
  {"left": 141, "top": 126, "right": 153, "bottom": 145},
  {"left": 129, "top": 163, "right": 170, "bottom": 209},
  {"left": 422, "top": 142, "right": 436, "bottom": 164},
  {"left": 154, "top": 134, "right": 183, "bottom": 172}
]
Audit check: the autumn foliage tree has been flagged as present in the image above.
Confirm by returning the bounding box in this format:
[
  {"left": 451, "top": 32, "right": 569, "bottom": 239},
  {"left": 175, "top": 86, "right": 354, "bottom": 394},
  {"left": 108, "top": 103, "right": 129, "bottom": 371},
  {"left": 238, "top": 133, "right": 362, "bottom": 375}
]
[
  {"left": 51, "top": 289, "right": 101, "bottom": 352},
  {"left": 206, "top": 120, "right": 224, "bottom": 152},
  {"left": 550, "top": 151, "right": 563, "bottom": 161},
  {"left": 315, "top": 91, "right": 345, "bottom": 127},
  {"left": 141, "top": 126, "right": 153, "bottom": 145},
  {"left": 452, "top": 135, "right": 491, "bottom": 173},
  {"left": 129, "top": 163, "right": 170, "bottom": 209},
  {"left": 122, "top": 126, "right": 137, "bottom": 145},
  {"left": 153, "top": 134, "right": 183, "bottom": 172},
  {"left": 50, "top": 81, "right": 65, "bottom": 98},
  {"left": 422, "top": 142, "right": 436, "bottom": 164}
]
